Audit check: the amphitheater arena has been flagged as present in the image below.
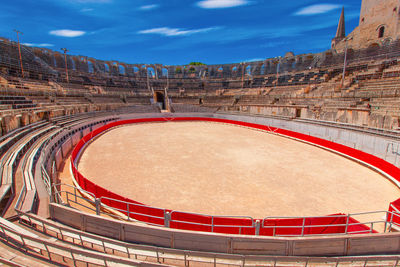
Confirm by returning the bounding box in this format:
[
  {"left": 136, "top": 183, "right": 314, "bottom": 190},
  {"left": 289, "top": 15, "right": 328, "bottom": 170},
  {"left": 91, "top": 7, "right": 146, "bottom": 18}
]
[{"left": 2, "top": 9, "right": 400, "bottom": 267}]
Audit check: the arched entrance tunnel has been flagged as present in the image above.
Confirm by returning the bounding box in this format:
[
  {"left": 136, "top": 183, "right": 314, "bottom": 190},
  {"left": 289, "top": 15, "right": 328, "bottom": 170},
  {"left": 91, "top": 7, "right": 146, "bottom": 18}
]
[{"left": 154, "top": 91, "right": 166, "bottom": 110}]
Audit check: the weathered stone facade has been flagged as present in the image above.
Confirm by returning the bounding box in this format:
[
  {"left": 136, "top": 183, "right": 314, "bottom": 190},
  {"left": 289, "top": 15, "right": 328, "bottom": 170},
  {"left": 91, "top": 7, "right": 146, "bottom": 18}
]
[{"left": 334, "top": 0, "right": 400, "bottom": 52}]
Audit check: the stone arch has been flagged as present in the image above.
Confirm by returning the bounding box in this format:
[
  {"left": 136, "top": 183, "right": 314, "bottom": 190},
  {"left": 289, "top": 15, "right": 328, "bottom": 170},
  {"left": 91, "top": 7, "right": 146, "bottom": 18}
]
[
  {"left": 161, "top": 67, "right": 168, "bottom": 77},
  {"left": 382, "top": 37, "right": 393, "bottom": 46},
  {"left": 71, "top": 57, "right": 79, "bottom": 71},
  {"left": 53, "top": 53, "right": 64, "bottom": 68},
  {"left": 87, "top": 61, "right": 94, "bottom": 73},
  {"left": 368, "top": 42, "right": 381, "bottom": 49},
  {"left": 137, "top": 65, "right": 145, "bottom": 76},
  {"left": 366, "top": 42, "right": 381, "bottom": 57},
  {"left": 118, "top": 64, "right": 126, "bottom": 75},
  {"left": 111, "top": 62, "right": 118, "bottom": 73},
  {"left": 260, "top": 64, "right": 266, "bottom": 75},
  {"left": 104, "top": 63, "right": 110, "bottom": 73},
  {"left": 154, "top": 66, "right": 163, "bottom": 78},
  {"left": 122, "top": 63, "right": 132, "bottom": 76},
  {"left": 377, "top": 25, "right": 386, "bottom": 39},
  {"left": 245, "top": 65, "right": 252, "bottom": 76},
  {"left": 147, "top": 67, "right": 155, "bottom": 78},
  {"left": 215, "top": 66, "right": 223, "bottom": 78},
  {"left": 86, "top": 59, "right": 96, "bottom": 73}
]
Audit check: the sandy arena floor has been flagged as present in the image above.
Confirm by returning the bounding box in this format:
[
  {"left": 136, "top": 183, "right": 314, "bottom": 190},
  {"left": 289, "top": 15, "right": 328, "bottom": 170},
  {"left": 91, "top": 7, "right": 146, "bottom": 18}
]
[{"left": 77, "top": 121, "right": 400, "bottom": 219}]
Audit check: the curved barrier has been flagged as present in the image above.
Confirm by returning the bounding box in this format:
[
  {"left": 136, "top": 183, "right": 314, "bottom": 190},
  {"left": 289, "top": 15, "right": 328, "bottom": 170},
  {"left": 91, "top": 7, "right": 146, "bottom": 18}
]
[{"left": 70, "top": 117, "right": 400, "bottom": 236}]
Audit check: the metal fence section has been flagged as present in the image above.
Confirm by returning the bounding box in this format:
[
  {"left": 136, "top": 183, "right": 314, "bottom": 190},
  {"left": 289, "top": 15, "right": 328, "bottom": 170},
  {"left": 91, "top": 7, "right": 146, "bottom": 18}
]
[
  {"left": 14, "top": 211, "right": 400, "bottom": 267},
  {"left": 52, "top": 183, "right": 97, "bottom": 214},
  {"left": 262, "top": 211, "right": 400, "bottom": 237},
  {"left": 98, "top": 196, "right": 167, "bottom": 226},
  {"left": 0, "top": 216, "right": 167, "bottom": 267},
  {"left": 169, "top": 210, "right": 255, "bottom": 234},
  {"left": 52, "top": 182, "right": 400, "bottom": 237}
]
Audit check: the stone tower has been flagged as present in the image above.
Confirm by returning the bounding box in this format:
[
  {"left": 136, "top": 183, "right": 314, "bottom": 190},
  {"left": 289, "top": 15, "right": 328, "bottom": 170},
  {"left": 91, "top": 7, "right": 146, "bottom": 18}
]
[
  {"left": 333, "top": 0, "right": 400, "bottom": 52},
  {"left": 331, "top": 7, "right": 346, "bottom": 49}
]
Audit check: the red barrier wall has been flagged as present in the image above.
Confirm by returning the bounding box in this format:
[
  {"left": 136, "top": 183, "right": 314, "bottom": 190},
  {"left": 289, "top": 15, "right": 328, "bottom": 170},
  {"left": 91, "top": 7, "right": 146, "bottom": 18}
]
[{"left": 70, "top": 117, "right": 392, "bottom": 236}]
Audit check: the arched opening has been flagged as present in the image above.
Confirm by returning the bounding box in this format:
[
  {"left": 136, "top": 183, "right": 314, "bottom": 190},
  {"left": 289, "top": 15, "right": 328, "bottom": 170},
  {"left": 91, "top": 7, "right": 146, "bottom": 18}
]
[
  {"left": 52, "top": 55, "right": 57, "bottom": 67},
  {"left": 54, "top": 54, "right": 63, "bottom": 68},
  {"left": 378, "top": 26, "right": 385, "bottom": 38},
  {"left": 118, "top": 65, "right": 125, "bottom": 75},
  {"left": 71, "top": 59, "right": 76, "bottom": 70},
  {"left": 260, "top": 64, "right": 265, "bottom": 75},
  {"left": 162, "top": 68, "right": 168, "bottom": 77},
  {"left": 147, "top": 67, "right": 155, "bottom": 78},
  {"left": 217, "top": 67, "right": 223, "bottom": 77},
  {"left": 104, "top": 63, "right": 110, "bottom": 73},
  {"left": 231, "top": 66, "right": 238, "bottom": 77},
  {"left": 88, "top": 61, "right": 94, "bottom": 73},
  {"left": 154, "top": 91, "right": 166, "bottom": 110},
  {"left": 246, "top": 65, "right": 252, "bottom": 76}
]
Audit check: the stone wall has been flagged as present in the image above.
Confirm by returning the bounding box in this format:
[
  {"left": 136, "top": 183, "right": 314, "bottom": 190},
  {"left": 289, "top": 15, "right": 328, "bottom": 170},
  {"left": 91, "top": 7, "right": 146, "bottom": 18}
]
[{"left": 335, "top": 0, "right": 400, "bottom": 52}]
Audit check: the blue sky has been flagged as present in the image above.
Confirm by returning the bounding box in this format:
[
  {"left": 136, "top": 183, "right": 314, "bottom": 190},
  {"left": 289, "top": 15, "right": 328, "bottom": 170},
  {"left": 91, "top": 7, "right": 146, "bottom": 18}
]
[{"left": 1, "top": 0, "right": 361, "bottom": 65}]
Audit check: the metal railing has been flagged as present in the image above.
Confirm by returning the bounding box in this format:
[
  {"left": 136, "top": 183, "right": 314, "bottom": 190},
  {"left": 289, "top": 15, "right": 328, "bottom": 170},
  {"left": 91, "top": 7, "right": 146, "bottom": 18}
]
[
  {"left": 14, "top": 184, "right": 26, "bottom": 211},
  {"left": 21, "top": 45, "right": 57, "bottom": 75},
  {"left": 14, "top": 211, "right": 400, "bottom": 267},
  {"left": 51, "top": 183, "right": 97, "bottom": 214},
  {"left": 262, "top": 211, "right": 400, "bottom": 237},
  {"left": 97, "top": 196, "right": 166, "bottom": 226},
  {"left": 0, "top": 216, "right": 163, "bottom": 266},
  {"left": 169, "top": 210, "right": 255, "bottom": 234},
  {"left": 52, "top": 182, "right": 400, "bottom": 237},
  {"left": 40, "top": 166, "right": 51, "bottom": 195}
]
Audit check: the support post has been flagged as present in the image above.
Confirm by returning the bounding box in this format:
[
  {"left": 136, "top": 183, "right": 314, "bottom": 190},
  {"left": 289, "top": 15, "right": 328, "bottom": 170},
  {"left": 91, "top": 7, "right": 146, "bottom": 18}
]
[
  {"left": 95, "top": 198, "right": 101, "bottom": 215},
  {"left": 14, "top": 30, "right": 24, "bottom": 77},
  {"left": 255, "top": 220, "right": 261, "bottom": 235},
  {"left": 61, "top": 48, "right": 69, "bottom": 83},
  {"left": 164, "top": 211, "right": 171, "bottom": 227}
]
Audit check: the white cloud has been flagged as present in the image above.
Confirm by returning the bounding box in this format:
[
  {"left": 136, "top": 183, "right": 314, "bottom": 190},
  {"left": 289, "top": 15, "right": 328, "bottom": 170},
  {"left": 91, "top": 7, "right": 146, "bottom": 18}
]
[
  {"left": 81, "top": 8, "right": 94, "bottom": 12},
  {"left": 295, "top": 4, "right": 341, "bottom": 16},
  {"left": 197, "top": 0, "right": 249, "bottom": 9},
  {"left": 244, "top": 58, "right": 264, "bottom": 62},
  {"left": 138, "top": 27, "right": 219, "bottom": 37},
  {"left": 139, "top": 4, "right": 159, "bottom": 10},
  {"left": 23, "top": 43, "right": 54, "bottom": 47},
  {"left": 69, "top": 0, "right": 111, "bottom": 3},
  {"left": 49, "top": 29, "right": 86, "bottom": 37}
]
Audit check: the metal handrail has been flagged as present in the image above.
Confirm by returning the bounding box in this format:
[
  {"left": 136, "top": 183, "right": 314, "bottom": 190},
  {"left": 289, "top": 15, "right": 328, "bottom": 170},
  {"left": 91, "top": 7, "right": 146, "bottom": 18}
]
[
  {"left": 169, "top": 210, "right": 255, "bottom": 231},
  {"left": 51, "top": 183, "right": 97, "bottom": 213},
  {"left": 98, "top": 196, "right": 166, "bottom": 222},
  {"left": 0, "top": 217, "right": 159, "bottom": 266},
  {"left": 14, "top": 210, "right": 400, "bottom": 267},
  {"left": 261, "top": 211, "right": 400, "bottom": 236},
  {"left": 53, "top": 182, "right": 400, "bottom": 237},
  {"left": 14, "top": 184, "right": 26, "bottom": 211}
]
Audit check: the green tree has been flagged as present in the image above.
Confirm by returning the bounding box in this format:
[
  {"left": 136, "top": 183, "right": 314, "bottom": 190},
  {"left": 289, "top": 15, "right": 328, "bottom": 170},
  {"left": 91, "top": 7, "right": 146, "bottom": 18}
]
[{"left": 189, "top": 62, "right": 205, "bottom": 66}]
